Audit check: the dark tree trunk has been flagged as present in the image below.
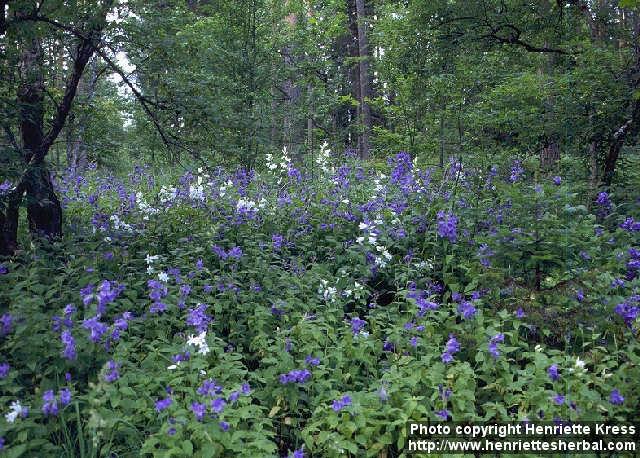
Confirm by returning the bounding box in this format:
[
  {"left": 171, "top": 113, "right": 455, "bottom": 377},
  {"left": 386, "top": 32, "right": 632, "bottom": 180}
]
[
  {"left": 602, "top": 101, "right": 640, "bottom": 186},
  {"left": 0, "top": 2, "right": 111, "bottom": 255},
  {"left": 15, "top": 37, "right": 64, "bottom": 244},
  {"left": 601, "top": 10, "right": 640, "bottom": 186},
  {"left": 346, "top": 0, "right": 360, "bottom": 150},
  {"left": 540, "top": 140, "right": 560, "bottom": 169},
  {"left": 355, "top": 0, "right": 372, "bottom": 159}
]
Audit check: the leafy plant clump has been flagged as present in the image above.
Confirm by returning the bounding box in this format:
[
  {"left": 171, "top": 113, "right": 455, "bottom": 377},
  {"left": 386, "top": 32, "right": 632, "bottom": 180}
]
[{"left": 0, "top": 149, "right": 639, "bottom": 457}]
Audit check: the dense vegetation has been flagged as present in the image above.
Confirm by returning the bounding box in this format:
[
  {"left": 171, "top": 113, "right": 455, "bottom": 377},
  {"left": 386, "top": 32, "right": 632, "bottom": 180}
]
[{"left": 1, "top": 0, "right": 640, "bottom": 457}]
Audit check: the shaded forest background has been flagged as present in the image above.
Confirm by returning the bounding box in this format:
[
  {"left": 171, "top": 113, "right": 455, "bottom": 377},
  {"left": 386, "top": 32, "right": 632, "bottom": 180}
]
[{"left": 1, "top": 0, "right": 640, "bottom": 252}]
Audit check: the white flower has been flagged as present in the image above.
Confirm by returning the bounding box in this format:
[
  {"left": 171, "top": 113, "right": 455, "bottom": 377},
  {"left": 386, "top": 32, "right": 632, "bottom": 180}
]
[
  {"left": 5, "top": 400, "right": 26, "bottom": 423},
  {"left": 146, "top": 254, "right": 159, "bottom": 265},
  {"left": 236, "top": 198, "right": 257, "bottom": 213},
  {"left": 167, "top": 363, "right": 179, "bottom": 370},
  {"left": 187, "top": 331, "right": 206, "bottom": 347},
  {"left": 146, "top": 266, "right": 155, "bottom": 275},
  {"left": 359, "top": 222, "right": 369, "bottom": 230},
  {"left": 534, "top": 344, "right": 543, "bottom": 352},
  {"left": 158, "top": 271, "right": 169, "bottom": 282},
  {"left": 356, "top": 236, "right": 365, "bottom": 244},
  {"left": 187, "top": 331, "right": 210, "bottom": 355},
  {"left": 189, "top": 185, "right": 205, "bottom": 201}
]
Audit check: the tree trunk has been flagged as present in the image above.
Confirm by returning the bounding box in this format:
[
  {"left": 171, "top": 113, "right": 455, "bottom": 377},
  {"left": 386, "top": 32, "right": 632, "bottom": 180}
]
[
  {"left": 589, "top": 139, "right": 599, "bottom": 190},
  {"left": 1, "top": 3, "right": 111, "bottom": 255},
  {"left": 602, "top": 11, "right": 640, "bottom": 186},
  {"left": 602, "top": 102, "right": 640, "bottom": 186},
  {"left": 15, "top": 37, "right": 64, "bottom": 243},
  {"left": 540, "top": 140, "right": 560, "bottom": 169},
  {"left": 67, "top": 57, "right": 99, "bottom": 171},
  {"left": 355, "top": 0, "right": 372, "bottom": 159}
]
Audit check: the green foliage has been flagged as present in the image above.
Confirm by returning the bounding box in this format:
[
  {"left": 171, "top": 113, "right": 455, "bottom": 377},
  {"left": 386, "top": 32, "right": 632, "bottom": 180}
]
[{"left": 1, "top": 151, "right": 639, "bottom": 456}]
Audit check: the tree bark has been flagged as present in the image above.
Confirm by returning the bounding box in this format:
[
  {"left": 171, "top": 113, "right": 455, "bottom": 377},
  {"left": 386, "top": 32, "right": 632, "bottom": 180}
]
[
  {"left": 355, "top": 0, "right": 372, "bottom": 159},
  {"left": 67, "top": 57, "right": 99, "bottom": 171},
  {"left": 0, "top": 2, "right": 112, "bottom": 255},
  {"left": 602, "top": 11, "right": 640, "bottom": 186}
]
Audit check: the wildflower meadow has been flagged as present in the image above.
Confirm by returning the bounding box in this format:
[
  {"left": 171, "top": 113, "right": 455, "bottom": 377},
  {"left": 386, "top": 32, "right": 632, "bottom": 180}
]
[{"left": 1, "top": 148, "right": 639, "bottom": 456}]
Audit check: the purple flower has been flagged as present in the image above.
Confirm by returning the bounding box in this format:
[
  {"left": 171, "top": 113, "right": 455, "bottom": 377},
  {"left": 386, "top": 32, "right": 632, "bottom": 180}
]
[
  {"left": 305, "top": 355, "right": 320, "bottom": 366},
  {"left": 441, "top": 334, "right": 460, "bottom": 364},
  {"left": 515, "top": 307, "right": 526, "bottom": 318},
  {"left": 614, "top": 300, "right": 640, "bottom": 327},
  {"left": 509, "top": 160, "right": 524, "bottom": 183},
  {"left": 180, "top": 284, "right": 192, "bottom": 298},
  {"left": 553, "top": 394, "right": 565, "bottom": 405},
  {"left": 416, "top": 297, "right": 439, "bottom": 316},
  {"left": 186, "top": 303, "right": 212, "bottom": 333},
  {"left": 477, "top": 243, "right": 494, "bottom": 267},
  {"left": 548, "top": 364, "right": 560, "bottom": 382},
  {"left": 211, "top": 245, "right": 228, "bottom": 259},
  {"left": 291, "top": 448, "right": 305, "bottom": 458},
  {"left": 82, "top": 316, "right": 108, "bottom": 343},
  {"left": 0, "top": 265, "right": 7, "bottom": 275},
  {"left": 228, "top": 246, "right": 243, "bottom": 259},
  {"left": 59, "top": 388, "right": 72, "bottom": 406},
  {"left": 488, "top": 333, "right": 505, "bottom": 359},
  {"left": 80, "top": 284, "right": 94, "bottom": 306},
  {"left": 350, "top": 317, "right": 366, "bottom": 335},
  {"left": 609, "top": 389, "right": 624, "bottom": 406},
  {"left": 435, "top": 409, "right": 451, "bottom": 420},
  {"left": 197, "top": 379, "right": 222, "bottom": 397},
  {"left": 172, "top": 351, "right": 191, "bottom": 363},
  {"left": 272, "top": 234, "right": 284, "bottom": 251},
  {"left": 0, "top": 313, "right": 13, "bottom": 335},
  {"left": 42, "top": 390, "right": 59, "bottom": 416},
  {"left": 437, "top": 211, "right": 458, "bottom": 243},
  {"left": 279, "top": 369, "right": 312, "bottom": 384},
  {"left": 149, "top": 301, "right": 167, "bottom": 314},
  {"left": 438, "top": 385, "right": 452, "bottom": 400},
  {"left": 155, "top": 397, "right": 173, "bottom": 412},
  {"left": 457, "top": 301, "right": 477, "bottom": 320},
  {"left": 148, "top": 279, "right": 168, "bottom": 299},
  {"left": 621, "top": 217, "right": 640, "bottom": 232},
  {"left": 0, "top": 362, "right": 10, "bottom": 378},
  {"left": 219, "top": 421, "right": 230, "bottom": 431},
  {"left": 0, "top": 179, "right": 11, "bottom": 193},
  {"left": 596, "top": 192, "right": 610, "bottom": 207},
  {"left": 191, "top": 402, "right": 206, "bottom": 421},
  {"left": 211, "top": 397, "right": 226, "bottom": 413},
  {"left": 552, "top": 176, "right": 561, "bottom": 185},
  {"left": 241, "top": 383, "right": 251, "bottom": 395},
  {"left": 104, "top": 360, "right": 120, "bottom": 382},
  {"left": 331, "top": 395, "right": 352, "bottom": 412},
  {"left": 61, "top": 330, "right": 77, "bottom": 360},
  {"left": 383, "top": 340, "right": 395, "bottom": 352}
]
